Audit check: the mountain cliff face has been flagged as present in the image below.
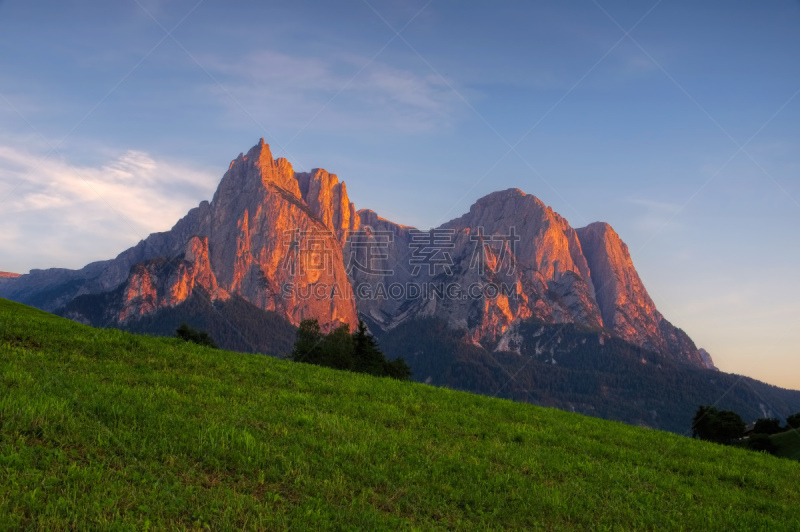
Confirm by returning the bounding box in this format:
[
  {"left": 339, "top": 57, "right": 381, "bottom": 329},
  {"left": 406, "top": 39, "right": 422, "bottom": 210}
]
[
  {"left": 116, "top": 236, "right": 228, "bottom": 322},
  {"left": 347, "top": 188, "right": 704, "bottom": 366},
  {"left": 296, "top": 168, "right": 360, "bottom": 245},
  {"left": 575, "top": 222, "right": 704, "bottom": 366},
  {"left": 349, "top": 189, "right": 603, "bottom": 347},
  {"left": 0, "top": 139, "right": 709, "bottom": 368}
]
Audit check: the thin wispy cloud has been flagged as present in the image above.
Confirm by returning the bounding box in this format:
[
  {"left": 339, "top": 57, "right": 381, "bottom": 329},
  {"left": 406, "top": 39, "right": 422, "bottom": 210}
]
[
  {"left": 201, "top": 50, "right": 462, "bottom": 133},
  {"left": 0, "top": 145, "right": 217, "bottom": 272}
]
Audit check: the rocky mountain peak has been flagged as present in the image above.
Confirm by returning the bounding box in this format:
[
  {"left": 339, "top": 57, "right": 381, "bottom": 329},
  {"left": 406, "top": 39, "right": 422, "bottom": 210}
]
[
  {"left": 441, "top": 188, "right": 592, "bottom": 289},
  {"left": 296, "top": 168, "right": 360, "bottom": 244},
  {"left": 249, "top": 139, "right": 302, "bottom": 197},
  {"left": 215, "top": 139, "right": 302, "bottom": 203},
  {"left": 456, "top": 188, "right": 546, "bottom": 220}
]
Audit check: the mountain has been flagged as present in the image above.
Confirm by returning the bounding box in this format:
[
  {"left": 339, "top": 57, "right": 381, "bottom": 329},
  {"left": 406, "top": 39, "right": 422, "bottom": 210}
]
[
  {"left": 349, "top": 188, "right": 704, "bottom": 366},
  {"left": 575, "top": 222, "right": 702, "bottom": 365},
  {"left": 4, "top": 144, "right": 702, "bottom": 365},
  {"left": 1, "top": 138, "right": 713, "bottom": 367},
  {"left": 11, "top": 138, "right": 798, "bottom": 432},
  {"left": 3, "top": 140, "right": 357, "bottom": 332}
]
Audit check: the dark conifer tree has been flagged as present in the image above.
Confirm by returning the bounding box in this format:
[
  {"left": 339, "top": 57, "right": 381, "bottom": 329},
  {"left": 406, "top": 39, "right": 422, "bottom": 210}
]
[
  {"left": 352, "top": 320, "right": 385, "bottom": 376},
  {"left": 321, "top": 324, "right": 355, "bottom": 371},
  {"left": 291, "top": 319, "right": 324, "bottom": 364},
  {"left": 384, "top": 357, "right": 413, "bottom": 381}
]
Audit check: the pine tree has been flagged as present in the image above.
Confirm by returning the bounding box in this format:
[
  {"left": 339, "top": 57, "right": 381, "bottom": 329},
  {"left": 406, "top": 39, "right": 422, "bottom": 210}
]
[
  {"left": 291, "top": 319, "right": 324, "bottom": 364},
  {"left": 289, "top": 318, "right": 412, "bottom": 380},
  {"left": 691, "top": 405, "right": 716, "bottom": 440},
  {"left": 352, "top": 320, "right": 385, "bottom": 376},
  {"left": 321, "top": 324, "right": 355, "bottom": 371}
]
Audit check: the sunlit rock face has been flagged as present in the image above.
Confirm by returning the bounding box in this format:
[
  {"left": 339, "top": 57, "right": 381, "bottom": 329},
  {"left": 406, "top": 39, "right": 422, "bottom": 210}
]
[
  {"left": 438, "top": 189, "right": 603, "bottom": 345},
  {"left": 575, "top": 222, "right": 705, "bottom": 366},
  {"left": 349, "top": 189, "right": 604, "bottom": 346},
  {"left": 113, "top": 140, "right": 359, "bottom": 329},
  {"left": 197, "top": 140, "right": 358, "bottom": 329},
  {"left": 117, "top": 236, "right": 228, "bottom": 322},
  {"left": 296, "top": 168, "right": 360, "bottom": 245},
  {"left": 347, "top": 189, "right": 707, "bottom": 366}
]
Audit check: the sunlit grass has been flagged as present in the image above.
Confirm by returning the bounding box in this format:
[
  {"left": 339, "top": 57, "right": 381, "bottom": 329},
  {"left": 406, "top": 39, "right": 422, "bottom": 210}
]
[{"left": 1, "top": 298, "right": 799, "bottom": 530}]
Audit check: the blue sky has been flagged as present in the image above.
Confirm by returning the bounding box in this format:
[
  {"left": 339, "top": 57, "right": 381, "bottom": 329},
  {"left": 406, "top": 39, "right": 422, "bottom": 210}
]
[{"left": 1, "top": 0, "right": 799, "bottom": 390}]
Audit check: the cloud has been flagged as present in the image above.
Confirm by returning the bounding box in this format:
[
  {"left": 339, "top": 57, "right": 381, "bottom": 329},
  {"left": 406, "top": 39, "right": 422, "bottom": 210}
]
[
  {"left": 0, "top": 145, "right": 218, "bottom": 272},
  {"left": 200, "top": 49, "right": 461, "bottom": 134}
]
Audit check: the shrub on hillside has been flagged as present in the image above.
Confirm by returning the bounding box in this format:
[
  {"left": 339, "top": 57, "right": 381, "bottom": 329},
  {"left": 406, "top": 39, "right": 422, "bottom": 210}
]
[
  {"left": 291, "top": 319, "right": 411, "bottom": 380},
  {"left": 176, "top": 322, "right": 218, "bottom": 349}
]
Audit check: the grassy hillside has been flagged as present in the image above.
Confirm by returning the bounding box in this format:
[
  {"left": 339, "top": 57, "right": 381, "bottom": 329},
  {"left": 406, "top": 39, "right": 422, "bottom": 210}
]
[{"left": 1, "top": 299, "right": 799, "bottom": 530}]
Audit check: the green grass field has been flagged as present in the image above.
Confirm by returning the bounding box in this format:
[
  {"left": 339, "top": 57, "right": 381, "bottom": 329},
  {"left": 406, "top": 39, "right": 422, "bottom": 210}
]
[{"left": 1, "top": 298, "right": 799, "bottom": 530}]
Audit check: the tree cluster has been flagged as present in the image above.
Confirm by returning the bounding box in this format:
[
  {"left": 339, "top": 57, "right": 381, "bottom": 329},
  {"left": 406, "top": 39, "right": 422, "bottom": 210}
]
[
  {"left": 175, "top": 322, "right": 218, "bottom": 349},
  {"left": 290, "top": 319, "right": 412, "bottom": 380},
  {"left": 753, "top": 417, "right": 782, "bottom": 435},
  {"left": 692, "top": 406, "right": 800, "bottom": 456},
  {"left": 691, "top": 405, "right": 745, "bottom": 445}
]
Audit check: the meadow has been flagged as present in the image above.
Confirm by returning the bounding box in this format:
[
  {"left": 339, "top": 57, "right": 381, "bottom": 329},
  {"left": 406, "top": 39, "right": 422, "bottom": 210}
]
[{"left": 1, "top": 298, "right": 799, "bottom": 530}]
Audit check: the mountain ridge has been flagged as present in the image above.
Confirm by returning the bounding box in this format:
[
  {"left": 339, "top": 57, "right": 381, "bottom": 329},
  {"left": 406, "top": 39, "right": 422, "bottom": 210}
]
[{"left": 2, "top": 139, "right": 708, "bottom": 369}]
